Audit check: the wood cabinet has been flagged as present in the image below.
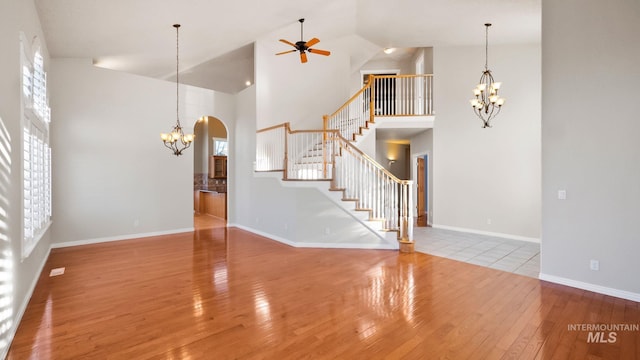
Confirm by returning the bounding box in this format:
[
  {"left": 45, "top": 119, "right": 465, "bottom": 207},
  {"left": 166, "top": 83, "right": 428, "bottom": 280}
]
[
  {"left": 209, "top": 156, "right": 227, "bottom": 179},
  {"left": 194, "top": 191, "right": 226, "bottom": 219}
]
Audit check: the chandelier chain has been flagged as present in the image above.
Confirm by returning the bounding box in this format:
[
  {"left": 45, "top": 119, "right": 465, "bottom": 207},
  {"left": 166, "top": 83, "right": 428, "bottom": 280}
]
[
  {"left": 485, "top": 24, "right": 489, "bottom": 71},
  {"left": 175, "top": 24, "right": 180, "bottom": 128}
]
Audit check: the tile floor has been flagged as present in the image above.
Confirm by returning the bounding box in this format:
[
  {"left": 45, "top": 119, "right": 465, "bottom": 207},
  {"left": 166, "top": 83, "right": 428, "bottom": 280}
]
[{"left": 412, "top": 226, "right": 540, "bottom": 278}]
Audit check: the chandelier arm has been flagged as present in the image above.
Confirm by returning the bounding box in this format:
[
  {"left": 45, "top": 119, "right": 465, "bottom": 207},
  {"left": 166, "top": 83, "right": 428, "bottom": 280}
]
[{"left": 163, "top": 141, "right": 175, "bottom": 151}]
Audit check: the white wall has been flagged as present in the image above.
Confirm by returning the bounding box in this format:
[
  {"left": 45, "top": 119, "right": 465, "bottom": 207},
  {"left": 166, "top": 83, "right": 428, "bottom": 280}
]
[
  {"left": 193, "top": 120, "right": 207, "bottom": 174},
  {"left": 229, "top": 85, "right": 256, "bottom": 226},
  {"left": 50, "top": 59, "right": 235, "bottom": 245},
  {"left": 0, "top": 1, "right": 53, "bottom": 356},
  {"left": 433, "top": 43, "right": 541, "bottom": 241},
  {"left": 376, "top": 141, "right": 409, "bottom": 179},
  {"left": 410, "top": 129, "right": 433, "bottom": 221},
  {"left": 540, "top": 0, "right": 640, "bottom": 299}
]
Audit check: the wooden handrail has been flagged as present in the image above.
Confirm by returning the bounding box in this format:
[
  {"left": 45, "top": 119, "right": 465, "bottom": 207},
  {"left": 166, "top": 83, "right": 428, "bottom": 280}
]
[
  {"left": 255, "top": 123, "right": 408, "bottom": 185},
  {"left": 371, "top": 74, "right": 434, "bottom": 79},
  {"left": 330, "top": 132, "right": 406, "bottom": 184},
  {"left": 326, "top": 83, "right": 372, "bottom": 119},
  {"left": 256, "top": 122, "right": 290, "bottom": 133}
]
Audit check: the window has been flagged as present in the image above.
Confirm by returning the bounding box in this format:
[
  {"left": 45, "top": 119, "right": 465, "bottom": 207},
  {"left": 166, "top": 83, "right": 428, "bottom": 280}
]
[
  {"left": 212, "top": 138, "right": 228, "bottom": 156},
  {"left": 20, "top": 33, "right": 52, "bottom": 259}
]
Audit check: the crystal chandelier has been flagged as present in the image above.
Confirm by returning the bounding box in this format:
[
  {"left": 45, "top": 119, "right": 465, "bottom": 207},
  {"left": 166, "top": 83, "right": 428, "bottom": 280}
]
[
  {"left": 161, "top": 24, "right": 194, "bottom": 156},
  {"left": 470, "top": 23, "right": 505, "bottom": 128}
]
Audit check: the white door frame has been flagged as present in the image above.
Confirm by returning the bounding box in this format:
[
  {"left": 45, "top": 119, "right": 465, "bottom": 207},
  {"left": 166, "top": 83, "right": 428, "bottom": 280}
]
[{"left": 411, "top": 151, "right": 431, "bottom": 225}]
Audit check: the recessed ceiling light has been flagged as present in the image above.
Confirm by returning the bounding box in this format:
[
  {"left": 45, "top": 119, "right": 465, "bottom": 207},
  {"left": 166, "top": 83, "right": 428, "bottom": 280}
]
[
  {"left": 383, "top": 48, "right": 396, "bottom": 54},
  {"left": 245, "top": 81, "right": 251, "bottom": 86}
]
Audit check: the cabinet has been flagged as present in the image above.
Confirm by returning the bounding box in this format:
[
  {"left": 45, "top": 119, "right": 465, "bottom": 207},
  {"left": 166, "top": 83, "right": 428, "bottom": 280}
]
[{"left": 209, "top": 156, "right": 227, "bottom": 179}]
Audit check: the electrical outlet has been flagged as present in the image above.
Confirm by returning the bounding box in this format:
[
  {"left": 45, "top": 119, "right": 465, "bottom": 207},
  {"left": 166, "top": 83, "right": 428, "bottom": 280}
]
[
  {"left": 590, "top": 259, "right": 599, "bottom": 271},
  {"left": 487, "top": 218, "right": 492, "bottom": 225},
  {"left": 558, "top": 190, "right": 567, "bottom": 200},
  {"left": 325, "top": 227, "right": 331, "bottom": 235}
]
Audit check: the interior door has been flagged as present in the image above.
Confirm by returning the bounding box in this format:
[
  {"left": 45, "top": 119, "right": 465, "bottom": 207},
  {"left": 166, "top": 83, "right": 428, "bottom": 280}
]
[{"left": 417, "top": 157, "right": 427, "bottom": 226}]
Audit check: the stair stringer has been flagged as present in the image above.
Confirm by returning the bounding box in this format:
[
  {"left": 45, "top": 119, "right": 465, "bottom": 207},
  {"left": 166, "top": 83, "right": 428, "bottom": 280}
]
[{"left": 255, "top": 172, "right": 399, "bottom": 249}]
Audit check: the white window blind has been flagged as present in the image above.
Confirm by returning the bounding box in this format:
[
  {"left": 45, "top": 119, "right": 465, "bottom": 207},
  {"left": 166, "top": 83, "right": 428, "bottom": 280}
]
[{"left": 20, "top": 33, "right": 52, "bottom": 259}]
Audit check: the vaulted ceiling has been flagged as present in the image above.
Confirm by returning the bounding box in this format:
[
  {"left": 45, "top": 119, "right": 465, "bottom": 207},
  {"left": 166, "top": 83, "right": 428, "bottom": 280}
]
[{"left": 34, "top": 0, "right": 540, "bottom": 94}]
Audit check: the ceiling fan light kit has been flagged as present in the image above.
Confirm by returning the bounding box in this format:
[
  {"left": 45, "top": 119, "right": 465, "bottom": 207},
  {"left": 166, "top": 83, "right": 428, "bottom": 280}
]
[{"left": 276, "top": 18, "right": 331, "bottom": 63}]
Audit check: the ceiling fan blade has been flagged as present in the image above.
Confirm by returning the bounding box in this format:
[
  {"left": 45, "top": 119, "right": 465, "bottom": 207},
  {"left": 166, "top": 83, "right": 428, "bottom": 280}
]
[
  {"left": 276, "top": 49, "right": 297, "bottom": 55},
  {"left": 300, "top": 52, "right": 308, "bottom": 63},
  {"left": 279, "top": 39, "right": 297, "bottom": 48},
  {"left": 305, "top": 38, "right": 320, "bottom": 48},
  {"left": 308, "top": 48, "right": 331, "bottom": 56}
]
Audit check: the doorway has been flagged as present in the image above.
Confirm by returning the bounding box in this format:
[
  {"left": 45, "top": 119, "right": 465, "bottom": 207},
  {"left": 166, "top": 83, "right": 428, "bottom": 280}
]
[
  {"left": 416, "top": 155, "right": 428, "bottom": 226},
  {"left": 361, "top": 70, "right": 399, "bottom": 116},
  {"left": 193, "top": 116, "right": 229, "bottom": 223}
]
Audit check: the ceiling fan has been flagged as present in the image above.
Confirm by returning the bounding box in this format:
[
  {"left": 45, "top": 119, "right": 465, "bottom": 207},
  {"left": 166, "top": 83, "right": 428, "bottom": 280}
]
[{"left": 276, "top": 18, "right": 331, "bottom": 63}]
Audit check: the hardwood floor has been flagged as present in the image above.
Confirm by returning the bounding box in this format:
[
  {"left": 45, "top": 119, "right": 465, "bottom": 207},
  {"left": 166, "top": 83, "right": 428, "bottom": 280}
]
[{"left": 7, "top": 216, "right": 640, "bottom": 359}]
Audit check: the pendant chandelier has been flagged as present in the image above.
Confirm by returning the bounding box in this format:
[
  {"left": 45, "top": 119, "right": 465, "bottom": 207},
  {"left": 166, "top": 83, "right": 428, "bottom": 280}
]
[
  {"left": 470, "top": 23, "right": 505, "bottom": 128},
  {"left": 161, "top": 24, "right": 194, "bottom": 156}
]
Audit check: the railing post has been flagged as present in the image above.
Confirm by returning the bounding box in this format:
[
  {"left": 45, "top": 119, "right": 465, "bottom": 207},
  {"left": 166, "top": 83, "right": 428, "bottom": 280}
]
[
  {"left": 399, "top": 181, "right": 415, "bottom": 253},
  {"left": 322, "top": 115, "right": 328, "bottom": 179},
  {"left": 369, "top": 75, "right": 375, "bottom": 122},
  {"left": 283, "top": 122, "right": 290, "bottom": 180}
]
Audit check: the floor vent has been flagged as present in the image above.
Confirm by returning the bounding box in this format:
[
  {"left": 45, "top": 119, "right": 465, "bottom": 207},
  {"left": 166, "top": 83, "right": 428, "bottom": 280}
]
[{"left": 49, "top": 267, "right": 65, "bottom": 277}]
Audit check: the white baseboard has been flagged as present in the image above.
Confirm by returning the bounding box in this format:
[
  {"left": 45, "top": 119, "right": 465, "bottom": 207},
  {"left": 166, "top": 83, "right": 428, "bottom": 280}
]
[
  {"left": 51, "top": 228, "right": 195, "bottom": 249},
  {"left": 431, "top": 224, "right": 540, "bottom": 243},
  {"left": 539, "top": 273, "right": 640, "bottom": 302},
  {"left": 2, "top": 245, "right": 51, "bottom": 359},
  {"left": 231, "top": 224, "right": 398, "bottom": 250}
]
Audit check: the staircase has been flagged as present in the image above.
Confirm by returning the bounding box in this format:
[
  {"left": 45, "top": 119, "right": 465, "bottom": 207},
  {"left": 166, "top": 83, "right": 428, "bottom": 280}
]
[{"left": 255, "top": 74, "right": 434, "bottom": 252}]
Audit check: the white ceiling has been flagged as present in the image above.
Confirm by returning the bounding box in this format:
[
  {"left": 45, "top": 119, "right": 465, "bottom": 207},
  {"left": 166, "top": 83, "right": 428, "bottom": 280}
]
[{"left": 34, "top": 0, "right": 540, "bottom": 94}]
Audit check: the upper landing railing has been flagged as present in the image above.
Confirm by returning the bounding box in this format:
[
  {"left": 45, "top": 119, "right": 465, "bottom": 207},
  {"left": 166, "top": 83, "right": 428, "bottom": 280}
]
[{"left": 324, "top": 74, "right": 433, "bottom": 140}]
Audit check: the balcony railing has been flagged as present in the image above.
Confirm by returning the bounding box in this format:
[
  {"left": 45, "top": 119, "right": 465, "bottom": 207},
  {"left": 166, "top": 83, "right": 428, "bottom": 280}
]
[{"left": 324, "top": 74, "right": 433, "bottom": 140}]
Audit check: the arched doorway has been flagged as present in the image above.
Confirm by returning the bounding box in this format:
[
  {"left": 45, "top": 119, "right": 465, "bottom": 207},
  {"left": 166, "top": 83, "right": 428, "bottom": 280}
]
[{"left": 193, "top": 116, "right": 229, "bottom": 228}]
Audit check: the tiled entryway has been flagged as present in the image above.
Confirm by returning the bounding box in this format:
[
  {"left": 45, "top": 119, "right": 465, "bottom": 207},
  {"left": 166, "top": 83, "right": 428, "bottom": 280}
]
[{"left": 413, "top": 226, "right": 540, "bottom": 278}]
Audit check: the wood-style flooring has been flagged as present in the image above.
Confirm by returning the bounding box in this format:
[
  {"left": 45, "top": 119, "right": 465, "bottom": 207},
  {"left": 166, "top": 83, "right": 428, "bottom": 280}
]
[{"left": 7, "top": 214, "right": 640, "bottom": 359}]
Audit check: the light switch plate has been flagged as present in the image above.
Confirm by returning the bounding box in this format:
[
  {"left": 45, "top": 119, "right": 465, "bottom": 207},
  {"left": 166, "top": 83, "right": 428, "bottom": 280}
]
[{"left": 558, "top": 190, "right": 567, "bottom": 200}]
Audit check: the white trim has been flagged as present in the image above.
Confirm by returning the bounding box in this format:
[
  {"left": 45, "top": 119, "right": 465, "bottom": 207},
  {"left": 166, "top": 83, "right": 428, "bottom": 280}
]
[
  {"left": 51, "top": 228, "right": 195, "bottom": 249},
  {"left": 411, "top": 151, "right": 431, "bottom": 224},
  {"left": 21, "top": 220, "right": 51, "bottom": 261},
  {"left": 360, "top": 69, "right": 401, "bottom": 87},
  {"left": 432, "top": 223, "right": 540, "bottom": 243},
  {"left": 231, "top": 224, "right": 398, "bottom": 250},
  {"left": 3, "top": 245, "right": 51, "bottom": 360},
  {"left": 539, "top": 273, "right": 640, "bottom": 302}
]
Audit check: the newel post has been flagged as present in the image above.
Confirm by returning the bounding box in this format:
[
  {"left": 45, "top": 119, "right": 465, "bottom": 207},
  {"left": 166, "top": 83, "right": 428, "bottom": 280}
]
[{"left": 399, "top": 180, "right": 415, "bottom": 253}]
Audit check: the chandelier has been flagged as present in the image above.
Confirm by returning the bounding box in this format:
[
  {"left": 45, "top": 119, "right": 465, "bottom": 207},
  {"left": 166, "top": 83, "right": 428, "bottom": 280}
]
[
  {"left": 161, "top": 24, "right": 194, "bottom": 156},
  {"left": 470, "top": 23, "right": 505, "bottom": 128}
]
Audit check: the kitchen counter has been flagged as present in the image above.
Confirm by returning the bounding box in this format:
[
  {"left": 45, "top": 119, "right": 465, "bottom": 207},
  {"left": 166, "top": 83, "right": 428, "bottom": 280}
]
[{"left": 194, "top": 189, "right": 226, "bottom": 219}]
